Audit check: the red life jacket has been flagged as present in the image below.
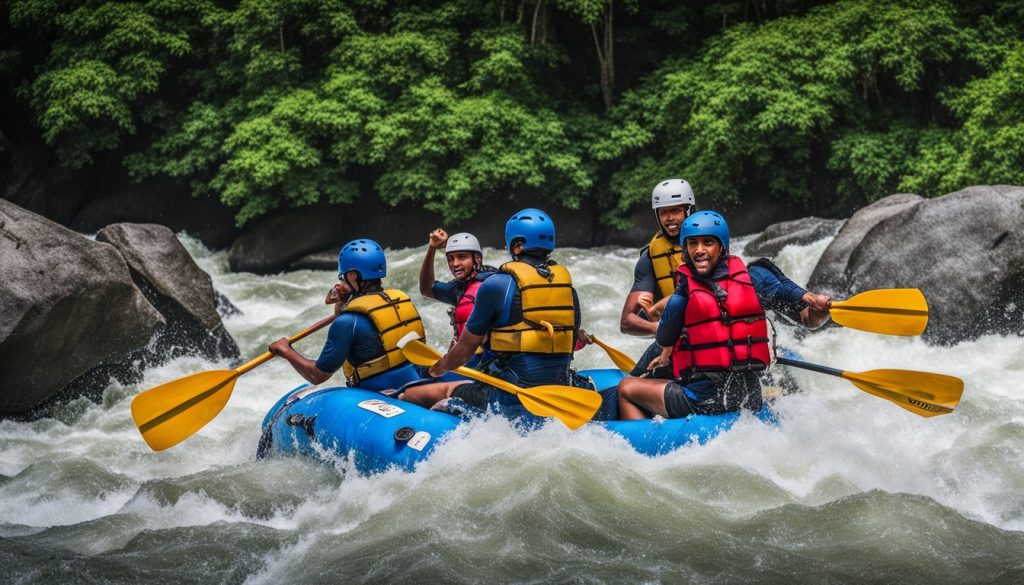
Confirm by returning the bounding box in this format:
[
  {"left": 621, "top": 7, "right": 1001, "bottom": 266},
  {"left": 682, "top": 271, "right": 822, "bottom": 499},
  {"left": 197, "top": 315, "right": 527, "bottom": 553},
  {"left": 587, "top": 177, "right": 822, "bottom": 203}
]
[
  {"left": 448, "top": 270, "right": 496, "bottom": 342},
  {"left": 671, "top": 256, "right": 770, "bottom": 377},
  {"left": 452, "top": 278, "right": 484, "bottom": 339}
]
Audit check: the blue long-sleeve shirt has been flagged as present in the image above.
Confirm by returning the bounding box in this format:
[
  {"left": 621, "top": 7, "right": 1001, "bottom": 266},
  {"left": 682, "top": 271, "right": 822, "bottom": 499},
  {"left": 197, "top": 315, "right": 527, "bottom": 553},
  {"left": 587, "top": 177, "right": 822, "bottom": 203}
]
[
  {"left": 465, "top": 255, "right": 582, "bottom": 387},
  {"left": 655, "top": 258, "right": 807, "bottom": 347}
]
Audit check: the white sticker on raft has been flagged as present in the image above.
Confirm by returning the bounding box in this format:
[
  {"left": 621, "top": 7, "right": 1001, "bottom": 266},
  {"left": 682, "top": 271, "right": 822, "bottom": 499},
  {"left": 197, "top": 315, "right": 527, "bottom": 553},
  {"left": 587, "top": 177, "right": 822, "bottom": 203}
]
[
  {"left": 408, "top": 431, "right": 431, "bottom": 451},
  {"left": 357, "top": 399, "right": 406, "bottom": 418}
]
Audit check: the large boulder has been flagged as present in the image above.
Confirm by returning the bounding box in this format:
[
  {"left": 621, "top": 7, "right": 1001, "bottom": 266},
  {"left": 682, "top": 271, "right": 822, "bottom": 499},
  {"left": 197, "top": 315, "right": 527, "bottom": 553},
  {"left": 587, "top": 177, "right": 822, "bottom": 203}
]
[
  {"left": 813, "top": 186, "right": 1024, "bottom": 343},
  {"left": 96, "top": 223, "right": 240, "bottom": 361},
  {"left": 744, "top": 217, "right": 844, "bottom": 257},
  {"left": 0, "top": 200, "right": 165, "bottom": 414},
  {"left": 808, "top": 194, "right": 924, "bottom": 295}
]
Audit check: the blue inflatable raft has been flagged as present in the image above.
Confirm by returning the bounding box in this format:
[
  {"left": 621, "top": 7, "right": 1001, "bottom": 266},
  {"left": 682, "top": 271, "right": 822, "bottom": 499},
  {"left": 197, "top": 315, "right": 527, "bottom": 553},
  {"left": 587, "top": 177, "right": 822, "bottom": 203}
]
[{"left": 258, "top": 369, "right": 778, "bottom": 474}]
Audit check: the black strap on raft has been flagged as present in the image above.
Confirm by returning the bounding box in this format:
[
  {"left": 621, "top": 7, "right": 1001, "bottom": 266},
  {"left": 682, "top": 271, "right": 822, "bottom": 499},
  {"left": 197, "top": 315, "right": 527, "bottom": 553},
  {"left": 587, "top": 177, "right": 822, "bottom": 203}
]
[{"left": 285, "top": 413, "right": 317, "bottom": 441}]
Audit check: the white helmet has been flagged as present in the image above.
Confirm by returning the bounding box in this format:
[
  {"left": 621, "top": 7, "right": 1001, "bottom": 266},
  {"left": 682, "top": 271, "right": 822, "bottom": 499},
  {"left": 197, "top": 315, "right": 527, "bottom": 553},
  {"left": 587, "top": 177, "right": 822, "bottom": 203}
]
[
  {"left": 651, "top": 179, "right": 696, "bottom": 210},
  {"left": 445, "top": 232, "right": 483, "bottom": 255}
]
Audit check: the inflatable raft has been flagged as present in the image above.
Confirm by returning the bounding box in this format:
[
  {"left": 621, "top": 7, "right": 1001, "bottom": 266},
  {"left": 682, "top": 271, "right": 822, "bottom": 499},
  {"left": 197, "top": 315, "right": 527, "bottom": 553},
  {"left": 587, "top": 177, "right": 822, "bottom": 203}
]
[{"left": 258, "top": 369, "right": 778, "bottom": 474}]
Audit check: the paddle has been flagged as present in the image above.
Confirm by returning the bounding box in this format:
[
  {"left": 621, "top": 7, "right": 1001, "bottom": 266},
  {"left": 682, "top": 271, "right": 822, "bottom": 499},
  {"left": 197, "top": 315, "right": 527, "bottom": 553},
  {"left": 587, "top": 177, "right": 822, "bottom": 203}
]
[
  {"left": 830, "top": 289, "right": 928, "bottom": 336},
  {"left": 131, "top": 314, "right": 337, "bottom": 451},
  {"left": 775, "top": 356, "right": 963, "bottom": 417},
  {"left": 589, "top": 335, "right": 637, "bottom": 372},
  {"left": 397, "top": 335, "right": 601, "bottom": 430}
]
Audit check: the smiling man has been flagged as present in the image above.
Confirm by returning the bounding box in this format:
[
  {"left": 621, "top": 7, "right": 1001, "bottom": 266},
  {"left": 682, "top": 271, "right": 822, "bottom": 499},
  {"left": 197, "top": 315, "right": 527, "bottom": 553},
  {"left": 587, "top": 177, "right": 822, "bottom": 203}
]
[
  {"left": 618, "top": 178, "right": 697, "bottom": 377},
  {"left": 616, "top": 211, "right": 833, "bottom": 420},
  {"left": 419, "top": 229, "right": 497, "bottom": 350}
]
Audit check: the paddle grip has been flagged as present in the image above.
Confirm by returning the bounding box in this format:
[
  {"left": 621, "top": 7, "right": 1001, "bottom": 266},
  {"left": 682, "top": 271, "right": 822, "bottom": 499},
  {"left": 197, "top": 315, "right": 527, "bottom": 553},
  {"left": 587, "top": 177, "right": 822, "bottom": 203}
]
[
  {"left": 236, "top": 314, "right": 339, "bottom": 375},
  {"left": 775, "top": 357, "right": 844, "bottom": 379}
]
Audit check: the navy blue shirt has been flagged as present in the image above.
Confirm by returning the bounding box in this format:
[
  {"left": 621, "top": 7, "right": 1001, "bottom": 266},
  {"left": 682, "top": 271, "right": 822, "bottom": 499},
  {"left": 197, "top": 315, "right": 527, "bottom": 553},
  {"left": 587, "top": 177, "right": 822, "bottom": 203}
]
[
  {"left": 655, "top": 258, "right": 807, "bottom": 347},
  {"left": 315, "top": 313, "right": 386, "bottom": 374},
  {"left": 465, "top": 257, "right": 581, "bottom": 387},
  {"left": 431, "top": 279, "right": 461, "bottom": 305},
  {"left": 630, "top": 250, "right": 658, "bottom": 296}
]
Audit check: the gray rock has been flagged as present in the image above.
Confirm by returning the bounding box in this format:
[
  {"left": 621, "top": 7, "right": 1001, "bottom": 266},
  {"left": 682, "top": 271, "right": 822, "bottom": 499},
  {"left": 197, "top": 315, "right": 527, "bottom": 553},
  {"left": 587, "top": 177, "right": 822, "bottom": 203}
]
[
  {"left": 290, "top": 248, "right": 338, "bottom": 272},
  {"left": 823, "top": 186, "right": 1024, "bottom": 343},
  {"left": 96, "top": 223, "right": 241, "bottom": 361},
  {"left": 744, "top": 217, "right": 844, "bottom": 257},
  {"left": 0, "top": 200, "right": 165, "bottom": 414},
  {"left": 808, "top": 194, "right": 924, "bottom": 295}
]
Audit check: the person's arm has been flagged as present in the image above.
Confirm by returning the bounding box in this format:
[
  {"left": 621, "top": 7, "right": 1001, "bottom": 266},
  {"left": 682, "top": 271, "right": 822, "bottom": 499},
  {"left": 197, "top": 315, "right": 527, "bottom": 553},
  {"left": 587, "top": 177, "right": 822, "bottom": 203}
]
[
  {"left": 749, "top": 260, "right": 832, "bottom": 329},
  {"left": 429, "top": 329, "right": 486, "bottom": 376},
  {"left": 637, "top": 294, "right": 670, "bottom": 322},
  {"left": 268, "top": 339, "right": 331, "bottom": 385},
  {"left": 430, "top": 275, "right": 507, "bottom": 375},
  {"left": 654, "top": 291, "right": 687, "bottom": 349},
  {"left": 419, "top": 228, "right": 448, "bottom": 299},
  {"left": 620, "top": 254, "right": 659, "bottom": 336},
  {"left": 325, "top": 280, "right": 352, "bottom": 315},
  {"left": 799, "top": 291, "right": 832, "bottom": 329},
  {"left": 571, "top": 287, "right": 592, "bottom": 349}
]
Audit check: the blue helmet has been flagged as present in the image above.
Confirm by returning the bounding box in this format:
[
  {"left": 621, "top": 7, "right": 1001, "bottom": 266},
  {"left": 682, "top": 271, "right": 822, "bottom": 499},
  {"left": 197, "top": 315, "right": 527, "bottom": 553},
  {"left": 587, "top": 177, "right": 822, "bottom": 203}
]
[
  {"left": 337, "top": 239, "right": 386, "bottom": 280},
  {"left": 505, "top": 208, "right": 555, "bottom": 253},
  {"left": 681, "top": 211, "right": 729, "bottom": 251}
]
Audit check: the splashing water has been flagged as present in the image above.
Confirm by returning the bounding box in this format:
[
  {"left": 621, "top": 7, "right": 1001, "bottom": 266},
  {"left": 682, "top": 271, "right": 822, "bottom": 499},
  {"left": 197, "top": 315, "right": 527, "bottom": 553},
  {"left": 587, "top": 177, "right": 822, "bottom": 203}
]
[{"left": 2, "top": 234, "right": 1022, "bottom": 584}]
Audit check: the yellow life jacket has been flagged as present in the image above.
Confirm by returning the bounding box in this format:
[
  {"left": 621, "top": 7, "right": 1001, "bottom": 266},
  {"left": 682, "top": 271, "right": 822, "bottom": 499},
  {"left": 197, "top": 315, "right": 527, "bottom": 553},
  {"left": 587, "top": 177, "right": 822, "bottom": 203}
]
[
  {"left": 489, "top": 260, "right": 577, "bottom": 354},
  {"left": 648, "top": 231, "right": 684, "bottom": 299},
  {"left": 340, "top": 289, "right": 425, "bottom": 385}
]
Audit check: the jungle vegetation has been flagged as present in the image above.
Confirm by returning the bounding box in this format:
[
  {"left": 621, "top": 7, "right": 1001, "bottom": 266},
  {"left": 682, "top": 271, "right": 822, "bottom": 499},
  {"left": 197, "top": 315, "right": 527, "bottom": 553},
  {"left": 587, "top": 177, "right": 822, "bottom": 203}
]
[{"left": 2, "top": 0, "right": 1022, "bottom": 228}]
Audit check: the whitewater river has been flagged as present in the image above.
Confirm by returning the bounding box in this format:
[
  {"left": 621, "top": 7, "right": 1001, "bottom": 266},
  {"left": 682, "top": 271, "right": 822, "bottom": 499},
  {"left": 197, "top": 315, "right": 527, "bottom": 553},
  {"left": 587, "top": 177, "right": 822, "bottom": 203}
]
[{"left": 2, "top": 234, "right": 1023, "bottom": 583}]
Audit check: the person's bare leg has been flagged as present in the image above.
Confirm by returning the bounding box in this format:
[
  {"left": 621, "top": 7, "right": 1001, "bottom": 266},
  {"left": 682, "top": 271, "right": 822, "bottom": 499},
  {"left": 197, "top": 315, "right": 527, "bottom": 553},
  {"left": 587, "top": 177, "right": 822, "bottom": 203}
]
[
  {"left": 617, "top": 376, "right": 670, "bottom": 420},
  {"left": 402, "top": 381, "right": 467, "bottom": 407}
]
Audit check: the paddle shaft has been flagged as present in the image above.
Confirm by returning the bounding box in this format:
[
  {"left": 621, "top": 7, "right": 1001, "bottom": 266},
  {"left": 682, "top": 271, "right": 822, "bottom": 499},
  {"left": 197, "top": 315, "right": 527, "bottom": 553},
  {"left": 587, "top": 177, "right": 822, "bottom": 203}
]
[
  {"left": 775, "top": 357, "right": 843, "bottom": 378},
  {"left": 452, "top": 365, "right": 521, "bottom": 396},
  {"left": 236, "top": 314, "right": 337, "bottom": 375}
]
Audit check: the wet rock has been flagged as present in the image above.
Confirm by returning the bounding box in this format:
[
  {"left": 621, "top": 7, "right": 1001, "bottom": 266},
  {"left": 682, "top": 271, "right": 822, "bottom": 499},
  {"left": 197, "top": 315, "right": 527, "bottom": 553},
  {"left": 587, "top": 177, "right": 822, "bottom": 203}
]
[
  {"left": 814, "top": 186, "right": 1024, "bottom": 343},
  {"left": 0, "top": 200, "right": 164, "bottom": 414},
  {"left": 808, "top": 194, "right": 924, "bottom": 295},
  {"left": 744, "top": 217, "right": 844, "bottom": 257},
  {"left": 96, "top": 223, "right": 240, "bottom": 362}
]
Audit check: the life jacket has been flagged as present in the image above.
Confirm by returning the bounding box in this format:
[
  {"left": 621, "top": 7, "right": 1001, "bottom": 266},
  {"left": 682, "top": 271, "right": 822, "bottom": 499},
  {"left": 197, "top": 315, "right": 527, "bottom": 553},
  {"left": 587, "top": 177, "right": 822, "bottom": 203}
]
[
  {"left": 449, "top": 271, "right": 493, "bottom": 340},
  {"left": 671, "top": 256, "right": 770, "bottom": 377},
  {"left": 488, "top": 260, "right": 577, "bottom": 354},
  {"left": 340, "top": 289, "right": 425, "bottom": 385},
  {"left": 647, "top": 231, "right": 684, "bottom": 298}
]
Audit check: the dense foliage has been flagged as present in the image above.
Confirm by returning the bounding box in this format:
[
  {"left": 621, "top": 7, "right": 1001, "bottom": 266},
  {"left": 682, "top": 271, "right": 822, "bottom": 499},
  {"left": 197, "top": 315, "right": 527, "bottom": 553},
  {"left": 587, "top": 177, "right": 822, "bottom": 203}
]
[{"left": 2, "top": 0, "right": 1023, "bottom": 227}]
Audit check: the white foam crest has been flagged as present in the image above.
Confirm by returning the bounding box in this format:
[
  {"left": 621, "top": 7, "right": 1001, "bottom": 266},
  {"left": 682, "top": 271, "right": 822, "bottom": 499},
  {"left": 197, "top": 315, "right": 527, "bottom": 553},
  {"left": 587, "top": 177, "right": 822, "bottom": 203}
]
[
  {"left": 118, "top": 490, "right": 270, "bottom": 530},
  {"left": 0, "top": 481, "right": 136, "bottom": 528}
]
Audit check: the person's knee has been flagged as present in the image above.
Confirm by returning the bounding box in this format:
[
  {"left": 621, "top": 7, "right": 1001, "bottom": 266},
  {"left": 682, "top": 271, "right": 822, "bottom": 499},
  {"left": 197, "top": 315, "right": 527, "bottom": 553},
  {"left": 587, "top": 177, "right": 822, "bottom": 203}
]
[{"left": 617, "top": 377, "right": 641, "bottom": 400}]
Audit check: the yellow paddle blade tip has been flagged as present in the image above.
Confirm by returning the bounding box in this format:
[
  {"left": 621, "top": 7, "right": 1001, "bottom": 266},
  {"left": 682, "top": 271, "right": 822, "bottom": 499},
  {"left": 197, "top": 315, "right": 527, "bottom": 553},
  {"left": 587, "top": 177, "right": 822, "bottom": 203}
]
[{"left": 131, "top": 369, "right": 239, "bottom": 451}]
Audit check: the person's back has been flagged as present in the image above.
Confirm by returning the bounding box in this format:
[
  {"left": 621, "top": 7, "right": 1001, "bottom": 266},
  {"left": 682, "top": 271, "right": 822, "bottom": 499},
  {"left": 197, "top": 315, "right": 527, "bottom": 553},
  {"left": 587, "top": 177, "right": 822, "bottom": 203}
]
[
  {"left": 269, "top": 239, "right": 425, "bottom": 393},
  {"left": 335, "top": 285, "right": 424, "bottom": 391},
  {"left": 472, "top": 252, "right": 578, "bottom": 390},
  {"left": 400, "top": 208, "right": 587, "bottom": 412}
]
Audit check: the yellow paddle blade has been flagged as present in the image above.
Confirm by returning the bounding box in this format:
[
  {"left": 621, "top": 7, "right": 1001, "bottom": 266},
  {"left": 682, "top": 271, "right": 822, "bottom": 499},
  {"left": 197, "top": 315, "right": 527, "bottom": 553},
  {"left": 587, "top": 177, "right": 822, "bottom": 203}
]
[
  {"left": 131, "top": 369, "right": 239, "bottom": 451},
  {"left": 398, "top": 337, "right": 601, "bottom": 429},
  {"left": 399, "top": 336, "right": 443, "bottom": 366},
  {"left": 842, "top": 368, "right": 963, "bottom": 418},
  {"left": 831, "top": 289, "right": 929, "bottom": 336},
  {"left": 515, "top": 385, "right": 604, "bottom": 430},
  {"left": 590, "top": 336, "right": 637, "bottom": 371}
]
